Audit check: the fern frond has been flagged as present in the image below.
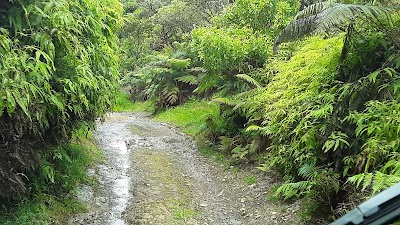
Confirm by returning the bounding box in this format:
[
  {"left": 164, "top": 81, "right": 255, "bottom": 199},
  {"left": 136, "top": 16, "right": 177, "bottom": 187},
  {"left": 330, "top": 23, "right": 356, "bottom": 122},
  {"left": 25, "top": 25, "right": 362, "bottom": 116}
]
[
  {"left": 275, "top": 181, "right": 313, "bottom": 199},
  {"left": 167, "top": 58, "right": 191, "bottom": 71},
  {"left": 372, "top": 172, "right": 400, "bottom": 194},
  {"left": 175, "top": 75, "right": 199, "bottom": 85},
  {"left": 162, "top": 85, "right": 180, "bottom": 105},
  {"left": 274, "top": 1, "right": 398, "bottom": 52},
  {"left": 348, "top": 173, "right": 367, "bottom": 188},
  {"left": 298, "top": 161, "right": 318, "bottom": 180},
  {"left": 348, "top": 171, "right": 400, "bottom": 194},
  {"left": 235, "top": 74, "right": 262, "bottom": 89},
  {"left": 294, "top": 1, "right": 335, "bottom": 20},
  {"left": 212, "top": 97, "right": 236, "bottom": 106}
]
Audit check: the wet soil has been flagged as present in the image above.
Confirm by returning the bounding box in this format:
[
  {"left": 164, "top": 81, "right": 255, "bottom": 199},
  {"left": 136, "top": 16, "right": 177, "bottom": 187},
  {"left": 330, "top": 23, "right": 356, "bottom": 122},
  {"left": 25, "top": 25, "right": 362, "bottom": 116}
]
[{"left": 70, "top": 113, "right": 302, "bottom": 225}]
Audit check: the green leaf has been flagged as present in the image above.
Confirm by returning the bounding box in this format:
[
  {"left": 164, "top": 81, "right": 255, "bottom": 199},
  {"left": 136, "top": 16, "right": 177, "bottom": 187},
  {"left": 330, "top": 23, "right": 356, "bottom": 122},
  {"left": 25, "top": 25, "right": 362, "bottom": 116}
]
[
  {"left": 6, "top": 90, "right": 16, "bottom": 114},
  {"left": 368, "top": 70, "right": 380, "bottom": 83},
  {"left": 175, "top": 75, "right": 199, "bottom": 85},
  {"left": 13, "top": 92, "right": 30, "bottom": 119}
]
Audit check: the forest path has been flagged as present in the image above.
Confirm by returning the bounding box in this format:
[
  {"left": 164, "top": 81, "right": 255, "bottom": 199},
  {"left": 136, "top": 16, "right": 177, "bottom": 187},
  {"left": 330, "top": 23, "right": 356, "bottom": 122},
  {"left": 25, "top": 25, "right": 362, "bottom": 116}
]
[{"left": 69, "top": 113, "right": 301, "bottom": 225}]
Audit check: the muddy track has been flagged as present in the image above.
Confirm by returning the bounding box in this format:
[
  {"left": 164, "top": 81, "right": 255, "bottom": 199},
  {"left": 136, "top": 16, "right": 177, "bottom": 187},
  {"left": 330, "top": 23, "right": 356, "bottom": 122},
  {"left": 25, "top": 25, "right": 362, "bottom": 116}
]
[{"left": 69, "top": 113, "right": 302, "bottom": 225}]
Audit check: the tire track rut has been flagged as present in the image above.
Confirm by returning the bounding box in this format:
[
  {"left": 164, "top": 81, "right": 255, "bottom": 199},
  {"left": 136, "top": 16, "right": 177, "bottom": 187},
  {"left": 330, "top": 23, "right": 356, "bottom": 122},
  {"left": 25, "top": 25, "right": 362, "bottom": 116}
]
[{"left": 70, "top": 113, "right": 302, "bottom": 225}]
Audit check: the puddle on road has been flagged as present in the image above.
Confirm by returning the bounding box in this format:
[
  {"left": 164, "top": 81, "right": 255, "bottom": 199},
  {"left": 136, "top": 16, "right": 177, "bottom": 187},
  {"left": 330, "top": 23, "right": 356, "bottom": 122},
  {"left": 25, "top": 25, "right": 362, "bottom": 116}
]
[
  {"left": 106, "top": 141, "right": 130, "bottom": 224},
  {"left": 69, "top": 114, "right": 135, "bottom": 225},
  {"left": 70, "top": 112, "right": 302, "bottom": 225}
]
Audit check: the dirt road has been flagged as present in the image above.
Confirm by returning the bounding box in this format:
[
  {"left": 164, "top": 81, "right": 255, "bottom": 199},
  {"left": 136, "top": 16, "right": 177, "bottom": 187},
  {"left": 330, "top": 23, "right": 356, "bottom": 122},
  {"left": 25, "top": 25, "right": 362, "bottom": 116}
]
[{"left": 69, "top": 113, "right": 301, "bottom": 225}]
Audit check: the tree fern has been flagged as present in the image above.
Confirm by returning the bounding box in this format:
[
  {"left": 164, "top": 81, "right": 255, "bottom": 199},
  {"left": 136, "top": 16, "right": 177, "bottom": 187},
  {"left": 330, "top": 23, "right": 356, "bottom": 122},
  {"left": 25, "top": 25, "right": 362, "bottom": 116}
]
[{"left": 274, "top": 1, "right": 398, "bottom": 52}]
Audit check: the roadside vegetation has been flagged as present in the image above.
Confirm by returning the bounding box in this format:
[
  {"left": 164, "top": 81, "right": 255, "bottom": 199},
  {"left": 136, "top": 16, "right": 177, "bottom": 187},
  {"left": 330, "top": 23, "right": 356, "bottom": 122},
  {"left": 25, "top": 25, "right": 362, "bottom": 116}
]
[
  {"left": 2, "top": 0, "right": 400, "bottom": 223},
  {"left": 0, "top": 0, "right": 122, "bottom": 224},
  {"left": 120, "top": 0, "right": 400, "bottom": 223},
  {"left": 0, "top": 125, "right": 103, "bottom": 224},
  {"left": 113, "top": 90, "right": 155, "bottom": 112},
  {"left": 154, "top": 100, "right": 219, "bottom": 135}
]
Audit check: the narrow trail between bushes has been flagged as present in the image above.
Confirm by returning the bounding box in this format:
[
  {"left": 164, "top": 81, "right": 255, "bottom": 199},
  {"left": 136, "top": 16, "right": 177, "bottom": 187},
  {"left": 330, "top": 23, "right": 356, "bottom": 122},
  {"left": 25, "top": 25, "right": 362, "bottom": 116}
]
[{"left": 69, "top": 113, "right": 302, "bottom": 225}]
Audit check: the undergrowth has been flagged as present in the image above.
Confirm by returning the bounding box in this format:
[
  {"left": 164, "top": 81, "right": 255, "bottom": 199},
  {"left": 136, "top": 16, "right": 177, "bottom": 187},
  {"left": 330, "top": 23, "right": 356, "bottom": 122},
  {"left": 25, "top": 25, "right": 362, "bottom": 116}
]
[
  {"left": 154, "top": 100, "right": 219, "bottom": 135},
  {"left": 0, "top": 124, "right": 102, "bottom": 224},
  {"left": 113, "top": 90, "right": 155, "bottom": 112},
  {"left": 154, "top": 100, "right": 234, "bottom": 165},
  {"left": 119, "top": 0, "right": 400, "bottom": 222}
]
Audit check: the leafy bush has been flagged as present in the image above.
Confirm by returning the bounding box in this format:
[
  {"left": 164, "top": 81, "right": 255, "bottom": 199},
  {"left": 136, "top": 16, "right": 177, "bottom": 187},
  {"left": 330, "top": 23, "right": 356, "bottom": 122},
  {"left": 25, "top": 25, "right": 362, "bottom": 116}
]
[
  {"left": 0, "top": 0, "right": 122, "bottom": 198},
  {"left": 123, "top": 45, "right": 203, "bottom": 110},
  {"left": 217, "top": 0, "right": 299, "bottom": 35},
  {"left": 191, "top": 27, "right": 270, "bottom": 94},
  {"left": 0, "top": 124, "right": 102, "bottom": 224},
  {"left": 337, "top": 27, "right": 400, "bottom": 194},
  {"left": 246, "top": 36, "right": 343, "bottom": 171},
  {"left": 119, "top": 0, "right": 400, "bottom": 222}
]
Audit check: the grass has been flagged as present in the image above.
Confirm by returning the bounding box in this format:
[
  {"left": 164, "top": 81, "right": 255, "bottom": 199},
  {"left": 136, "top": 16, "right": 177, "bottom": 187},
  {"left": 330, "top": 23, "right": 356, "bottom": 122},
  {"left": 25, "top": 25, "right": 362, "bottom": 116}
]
[
  {"left": 244, "top": 175, "right": 257, "bottom": 185},
  {"left": 0, "top": 124, "right": 102, "bottom": 225},
  {"left": 154, "top": 100, "right": 219, "bottom": 135},
  {"left": 0, "top": 195, "right": 86, "bottom": 225},
  {"left": 154, "top": 100, "right": 233, "bottom": 166},
  {"left": 112, "top": 90, "right": 154, "bottom": 112},
  {"left": 174, "top": 207, "right": 198, "bottom": 221},
  {"left": 198, "top": 145, "right": 231, "bottom": 165}
]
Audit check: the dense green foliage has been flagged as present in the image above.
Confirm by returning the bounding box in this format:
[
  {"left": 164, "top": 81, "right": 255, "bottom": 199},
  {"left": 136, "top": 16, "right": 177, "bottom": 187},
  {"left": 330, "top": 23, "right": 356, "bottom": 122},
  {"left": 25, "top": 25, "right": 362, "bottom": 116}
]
[
  {"left": 0, "top": 125, "right": 102, "bottom": 224},
  {"left": 120, "top": 0, "right": 230, "bottom": 110},
  {"left": 120, "top": 0, "right": 400, "bottom": 222},
  {"left": 191, "top": 27, "right": 269, "bottom": 94},
  {"left": 0, "top": 0, "right": 122, "bottom": 198},
  {"left": 217, "top": 0, "right": 299, "bottom": 35},
  {"left": 123, "top": 45, "right": 202, "bottom": 109},
  {"left": 113, "top": 90, "right": 155, "bottom": 112}
]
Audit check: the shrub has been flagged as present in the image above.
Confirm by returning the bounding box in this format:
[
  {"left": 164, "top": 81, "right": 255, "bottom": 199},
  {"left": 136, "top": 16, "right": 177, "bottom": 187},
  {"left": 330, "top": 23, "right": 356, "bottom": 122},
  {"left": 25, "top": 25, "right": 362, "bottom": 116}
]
[
  {"left": 191, "top": 27, "right": 270, "bottom": 94},
  {"left": 0, "top": 0, "right": 122, "bottom": 198}
]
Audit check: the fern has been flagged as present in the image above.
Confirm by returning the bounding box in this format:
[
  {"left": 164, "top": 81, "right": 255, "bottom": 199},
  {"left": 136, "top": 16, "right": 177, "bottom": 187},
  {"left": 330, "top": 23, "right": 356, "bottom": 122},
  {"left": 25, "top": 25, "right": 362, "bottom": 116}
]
[
  {"left": 298, "top": 161, "right": 318, "bottom": 180},
  {"left": 162, "top": 84, "right": 180, "bottom": 106},
  {"left": 175, "top": 75, "right": 199, "bottom": 85},
  {"left": 274, "top": 1, "right": 398, "bottom": 51},
  {"left": 275, "top": 180, "right": 313, "bottom": 199},
  {"left": 235, "top": 74, "right": 262, "bottom": 89},
  {"left": 212, "top": 98, "right": 236, "bottom": 106},
  {"left": 348, "top": 170, "right": 400, "bottom": 194}
]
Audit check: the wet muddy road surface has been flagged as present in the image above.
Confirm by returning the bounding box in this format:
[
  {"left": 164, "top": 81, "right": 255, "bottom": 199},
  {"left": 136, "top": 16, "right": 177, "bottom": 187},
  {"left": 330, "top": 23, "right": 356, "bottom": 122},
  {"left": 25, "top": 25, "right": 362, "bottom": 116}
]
[{"left": 70, "top": 113, "right": 302, "bottom": 225}]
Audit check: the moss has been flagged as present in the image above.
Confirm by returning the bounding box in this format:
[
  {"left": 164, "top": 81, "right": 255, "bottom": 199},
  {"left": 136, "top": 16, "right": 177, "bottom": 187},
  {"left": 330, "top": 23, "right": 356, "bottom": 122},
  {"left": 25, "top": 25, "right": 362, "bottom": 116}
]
[{"left": 131, "top": 149, "right": 200, "bottom": 224}]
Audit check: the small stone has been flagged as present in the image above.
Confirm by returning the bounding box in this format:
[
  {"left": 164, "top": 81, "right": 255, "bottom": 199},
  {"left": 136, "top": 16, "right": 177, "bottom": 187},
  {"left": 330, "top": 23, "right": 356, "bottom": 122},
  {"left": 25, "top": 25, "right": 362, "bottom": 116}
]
[{"left": 229, "top": 219, "right": 242, "bottom": 225}]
